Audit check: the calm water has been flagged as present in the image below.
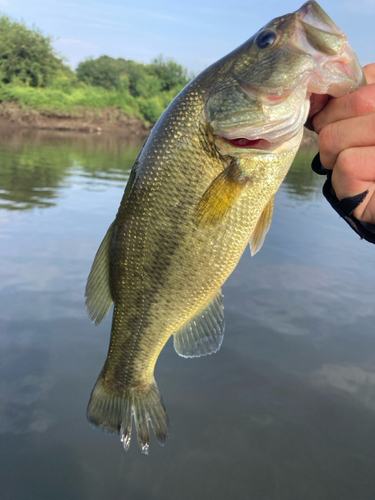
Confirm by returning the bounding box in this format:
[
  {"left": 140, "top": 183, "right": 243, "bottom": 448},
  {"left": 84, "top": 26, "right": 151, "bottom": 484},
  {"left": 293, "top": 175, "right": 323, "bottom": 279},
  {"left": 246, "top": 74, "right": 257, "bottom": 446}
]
[{"left": 1, "top": 128, "right": 375, "bottom": 500}]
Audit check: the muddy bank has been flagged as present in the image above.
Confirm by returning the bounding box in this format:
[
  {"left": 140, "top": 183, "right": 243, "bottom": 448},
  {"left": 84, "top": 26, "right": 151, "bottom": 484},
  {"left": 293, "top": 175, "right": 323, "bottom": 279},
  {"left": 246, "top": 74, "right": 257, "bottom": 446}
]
[
  {"left": 0, "top": 102, "right": 151, "bottom": 137},
  {"left": 0, "top": 101, "right": 319, "bottom": 147}
]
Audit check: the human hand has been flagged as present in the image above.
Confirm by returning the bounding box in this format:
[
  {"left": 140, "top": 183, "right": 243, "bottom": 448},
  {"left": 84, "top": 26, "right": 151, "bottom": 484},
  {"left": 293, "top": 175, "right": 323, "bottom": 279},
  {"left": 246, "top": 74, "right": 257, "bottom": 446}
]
[{"left": 310, "top": 64, "right": 375, "bottom": 224}]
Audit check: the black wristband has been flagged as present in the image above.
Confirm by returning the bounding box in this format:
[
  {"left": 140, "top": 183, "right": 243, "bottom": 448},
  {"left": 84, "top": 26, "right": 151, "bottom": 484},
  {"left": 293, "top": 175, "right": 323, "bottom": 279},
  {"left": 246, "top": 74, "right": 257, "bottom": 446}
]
[{"left": 311, "top": 153, "right": 375, "bottom": 243}]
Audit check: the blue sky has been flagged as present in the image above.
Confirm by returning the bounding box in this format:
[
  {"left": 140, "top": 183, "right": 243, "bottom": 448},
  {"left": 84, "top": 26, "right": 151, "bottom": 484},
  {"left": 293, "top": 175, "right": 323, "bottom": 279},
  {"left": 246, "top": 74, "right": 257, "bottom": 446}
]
[{"left": 1, "top": 0, "right": 374, "bottom": 73}]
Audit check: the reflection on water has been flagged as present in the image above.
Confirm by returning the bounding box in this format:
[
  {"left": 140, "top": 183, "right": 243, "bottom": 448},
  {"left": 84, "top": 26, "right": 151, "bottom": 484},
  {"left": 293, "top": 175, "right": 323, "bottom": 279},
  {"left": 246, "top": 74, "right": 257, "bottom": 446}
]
[
  {"left": 0, "top": 128, "right": 323, "bottom": 211},
  {"left": 283, "top": 148, "right": 323, "bottom": 199},
  {"left": 0, "top": 128, "right": 141, "bottom": 210},
  {"left": 311, "top": 364, "right": 375, "bottom": 411},
  {"left": 1, "top": 129, "right": 375, "bottom": 500}
]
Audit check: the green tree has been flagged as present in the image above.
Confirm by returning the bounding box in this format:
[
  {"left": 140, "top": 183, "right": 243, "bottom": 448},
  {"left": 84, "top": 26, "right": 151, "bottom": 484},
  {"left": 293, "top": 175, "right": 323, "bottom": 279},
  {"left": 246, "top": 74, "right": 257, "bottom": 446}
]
[
  {"left": 76, "top": 55, "right": 128, "bottom": 90},
  {"left": 148, "top": 55, "right": 190, "bottom": 91},
  {"left": 76, "top": 55, "right": 190, "bottom": 97},
  {"left": 76, "top": 56, "right": 161, "bottom": 97},
  {"left": 0, "top": 15, "right": 63, "bottom": 87},
  {"left": 128, "top": 69, "right": 161, "bottom": 98}
]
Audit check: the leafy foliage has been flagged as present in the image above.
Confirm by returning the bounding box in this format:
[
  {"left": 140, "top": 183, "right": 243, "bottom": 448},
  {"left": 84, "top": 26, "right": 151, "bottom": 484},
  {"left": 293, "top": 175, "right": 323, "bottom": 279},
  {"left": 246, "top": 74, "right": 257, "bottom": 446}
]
[
  {"left": 0, "top": 15, "right": 63, "bottom": 87},
  {"left": 76, "top": 54, "right": 189, "bottom": 99},
  {"left": 0, "top": 16, "right": 192, "bottom": 123},
  {"left": 148, "top": 55, "right": 190, "bottom": 91},
  {"left": 76, "top": 56, "right": 128, "bottom": 91},
  {"left": 139, "top": 97, "right": 165, "bottom": 124},
  {"left": 0, "top": 84, "right": 140, "bottom": 116}
]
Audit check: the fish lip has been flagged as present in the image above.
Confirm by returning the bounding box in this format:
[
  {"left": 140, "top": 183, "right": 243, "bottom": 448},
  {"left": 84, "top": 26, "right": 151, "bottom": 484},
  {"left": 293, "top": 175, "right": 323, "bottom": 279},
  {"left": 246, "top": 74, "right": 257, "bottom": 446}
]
[
  {"left": 291, "top": 1, "right": 364, "bottom": 96},
  {"left": 296, "top": 1, "right": 341, "bottom": 35}
]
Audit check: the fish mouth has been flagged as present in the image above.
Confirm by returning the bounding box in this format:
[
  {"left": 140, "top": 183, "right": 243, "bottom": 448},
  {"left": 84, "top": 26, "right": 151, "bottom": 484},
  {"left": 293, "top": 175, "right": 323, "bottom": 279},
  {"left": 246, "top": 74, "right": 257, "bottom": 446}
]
[
  {"left": 295, "top": 1, "right": 365, "bottom": 129},
  {"left": 293, "top": 1, "right": 364, "bottom": 97},
  {"left": 209, "top": 1, "right": 365, "bottom": 152},
  {"left": 232, "top": 2, "right": 364, "bottom": 101},
  {"left": 296, "top": 1, "right": 341, "bottom": 36}
]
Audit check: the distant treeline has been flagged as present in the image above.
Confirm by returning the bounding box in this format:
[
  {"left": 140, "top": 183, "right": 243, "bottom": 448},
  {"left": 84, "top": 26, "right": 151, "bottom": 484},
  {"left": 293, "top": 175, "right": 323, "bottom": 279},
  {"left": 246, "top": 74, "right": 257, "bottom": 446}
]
[{"left": 0, "top": 15, "right": 192, "bottom": 123}]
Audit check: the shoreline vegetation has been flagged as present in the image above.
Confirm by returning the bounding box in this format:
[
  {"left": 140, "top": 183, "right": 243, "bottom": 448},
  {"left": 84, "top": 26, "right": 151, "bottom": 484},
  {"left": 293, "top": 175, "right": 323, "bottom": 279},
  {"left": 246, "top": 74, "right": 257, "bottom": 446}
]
[
  {"left": 0, "top": 14, "right": 191, "bottom": 136},
  {"left": 0, "top": 14, "right": 318, "bottom": 146}
]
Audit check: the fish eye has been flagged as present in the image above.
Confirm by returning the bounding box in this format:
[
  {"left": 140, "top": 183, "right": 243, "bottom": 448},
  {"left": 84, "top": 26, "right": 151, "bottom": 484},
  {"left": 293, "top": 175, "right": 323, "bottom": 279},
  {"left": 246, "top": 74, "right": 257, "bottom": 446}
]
[{"left": 256, "top": 30, "right": 277, "bottom": 49}]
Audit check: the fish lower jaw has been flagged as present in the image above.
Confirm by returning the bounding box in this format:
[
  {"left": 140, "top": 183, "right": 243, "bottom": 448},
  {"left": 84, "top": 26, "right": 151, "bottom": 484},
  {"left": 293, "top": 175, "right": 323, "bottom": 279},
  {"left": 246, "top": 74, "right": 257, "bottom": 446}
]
[
  {"left": 306, "top": 68, "right": 356, "bottom": 97},
  {"left": 305, "top": 50, "right": 364, "bottom": 97}
]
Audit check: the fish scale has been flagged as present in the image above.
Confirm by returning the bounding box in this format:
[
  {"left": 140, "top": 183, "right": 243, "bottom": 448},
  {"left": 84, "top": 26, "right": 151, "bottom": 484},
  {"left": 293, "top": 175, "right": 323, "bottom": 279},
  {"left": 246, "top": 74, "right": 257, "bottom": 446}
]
[{"left": 85, "top": 1, "right": 365, "bottom": 453}]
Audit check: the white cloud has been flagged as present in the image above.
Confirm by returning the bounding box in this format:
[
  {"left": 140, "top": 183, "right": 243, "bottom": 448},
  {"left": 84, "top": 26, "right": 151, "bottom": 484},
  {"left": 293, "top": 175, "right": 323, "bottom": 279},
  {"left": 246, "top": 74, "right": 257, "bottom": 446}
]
[{"left": 0, "top": 374, "right": 55, "bottom": 434}]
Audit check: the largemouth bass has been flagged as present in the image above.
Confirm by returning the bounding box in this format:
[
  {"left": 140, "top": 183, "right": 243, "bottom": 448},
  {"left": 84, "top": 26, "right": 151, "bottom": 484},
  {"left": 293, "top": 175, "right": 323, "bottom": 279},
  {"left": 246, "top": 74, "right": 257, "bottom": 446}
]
[{"left": 86, "top": 1, "right": 364, "bottom": 454}]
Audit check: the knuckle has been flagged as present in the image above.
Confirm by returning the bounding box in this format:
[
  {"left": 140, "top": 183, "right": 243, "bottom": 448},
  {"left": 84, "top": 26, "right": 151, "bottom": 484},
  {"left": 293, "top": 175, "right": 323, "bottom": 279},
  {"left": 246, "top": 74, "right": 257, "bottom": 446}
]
[
  {"left": 335, "top": 148, "right": 358, "bottom": 176},
  {"left": 351, "top": 85, "right": 375, "bottom": 116},
  {"left": 312, "top": 113, "right": 322, "bottom": 133},
  {"left": 318, "top": 124, "right": 336, "bottom": 155}
]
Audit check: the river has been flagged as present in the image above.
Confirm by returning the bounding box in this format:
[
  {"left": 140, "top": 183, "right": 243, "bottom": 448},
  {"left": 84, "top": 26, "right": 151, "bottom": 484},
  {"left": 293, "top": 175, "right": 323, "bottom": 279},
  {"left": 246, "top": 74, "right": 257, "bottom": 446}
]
[{"left": 1, "top": 128, "right": 375, "bottom": 500}]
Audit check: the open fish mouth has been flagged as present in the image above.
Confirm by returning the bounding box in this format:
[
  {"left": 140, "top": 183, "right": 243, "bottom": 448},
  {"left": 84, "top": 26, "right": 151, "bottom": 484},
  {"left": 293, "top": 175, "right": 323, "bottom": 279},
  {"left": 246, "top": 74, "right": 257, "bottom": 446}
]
[
  {"left": 296, "top": 1, "right": 364, "bottom": 130},
  {"left": 210, "top": 1, "right": 364, "bottom": 152},
  {"left": 293, "top": 1, "right": 364, "bottom": 96}
]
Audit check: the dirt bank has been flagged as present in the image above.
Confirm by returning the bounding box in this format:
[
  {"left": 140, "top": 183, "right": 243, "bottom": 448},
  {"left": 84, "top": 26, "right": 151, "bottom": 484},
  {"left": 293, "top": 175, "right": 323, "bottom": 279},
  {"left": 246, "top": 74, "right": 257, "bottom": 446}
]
[
  {"left": 0, "top": 101, "right": 319, "bottom": 147},
  {"left": 0, "top": 102, "right": 151, "bottom": 137}
]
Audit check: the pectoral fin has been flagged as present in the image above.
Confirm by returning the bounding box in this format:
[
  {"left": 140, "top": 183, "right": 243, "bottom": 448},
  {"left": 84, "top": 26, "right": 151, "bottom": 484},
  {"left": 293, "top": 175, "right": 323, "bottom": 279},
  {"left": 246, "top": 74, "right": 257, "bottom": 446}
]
[
  {"left": 249, "top": 195, "right": 275, "bottom": 256},
  {"left": 85, "top": 222, "right": 115, "bottom": 325},
  {"left": 195, "top": 160, "right": 249, "bottom": 226},
  {"left": 173, "top": 290, "right": 225, "bottom": 358}
]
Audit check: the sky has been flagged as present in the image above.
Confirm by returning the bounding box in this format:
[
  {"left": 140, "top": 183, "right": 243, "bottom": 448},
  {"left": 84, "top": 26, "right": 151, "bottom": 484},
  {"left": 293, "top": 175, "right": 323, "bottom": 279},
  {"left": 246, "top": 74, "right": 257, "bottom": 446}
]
[{"left": 1, "top": 0, "right": 375, "bottom": 74}]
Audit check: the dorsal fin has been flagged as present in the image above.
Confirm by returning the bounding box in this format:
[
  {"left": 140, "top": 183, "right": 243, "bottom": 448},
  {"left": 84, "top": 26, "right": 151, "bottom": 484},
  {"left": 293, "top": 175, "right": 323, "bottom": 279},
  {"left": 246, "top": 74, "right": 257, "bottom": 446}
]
[
  {"left": 173, "top": 290, "right": 225, "bottom": 358},
  {"left": 249, "top": 195, "right": 275, "bottom": 256},
  {"left": 85, "top": 222, "right": 115, "bottom": 325}
]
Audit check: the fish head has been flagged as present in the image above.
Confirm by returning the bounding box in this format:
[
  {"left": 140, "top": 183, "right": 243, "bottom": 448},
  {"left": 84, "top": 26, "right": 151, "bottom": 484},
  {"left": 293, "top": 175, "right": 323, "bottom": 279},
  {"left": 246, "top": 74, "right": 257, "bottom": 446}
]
[{"left": 207, "top": 1, "right": 364, "bottom": 154}]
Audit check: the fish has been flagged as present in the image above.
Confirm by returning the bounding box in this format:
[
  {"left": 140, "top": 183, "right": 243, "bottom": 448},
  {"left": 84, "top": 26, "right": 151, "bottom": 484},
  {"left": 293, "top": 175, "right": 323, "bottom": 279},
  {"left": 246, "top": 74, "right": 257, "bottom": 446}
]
[{"left": 85, "top": 1, "right": 364, "bottom": 454}]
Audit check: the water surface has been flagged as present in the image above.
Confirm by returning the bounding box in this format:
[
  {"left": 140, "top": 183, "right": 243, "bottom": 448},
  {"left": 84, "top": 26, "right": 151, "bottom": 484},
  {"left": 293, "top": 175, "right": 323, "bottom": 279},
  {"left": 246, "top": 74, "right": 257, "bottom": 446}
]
[{"left": 1, "top": 129, "right": 375, "bottom": 500}]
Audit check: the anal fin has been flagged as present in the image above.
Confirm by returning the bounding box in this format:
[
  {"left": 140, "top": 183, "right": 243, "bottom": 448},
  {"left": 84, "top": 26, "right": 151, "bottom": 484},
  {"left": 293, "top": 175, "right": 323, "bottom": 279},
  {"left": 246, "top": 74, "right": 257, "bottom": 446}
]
[
  {"left": 249, "top": 195, "right": 275, "bottom": 256},
  {"left": 174, "top": 290, "right": 225, "bottom": 358}
]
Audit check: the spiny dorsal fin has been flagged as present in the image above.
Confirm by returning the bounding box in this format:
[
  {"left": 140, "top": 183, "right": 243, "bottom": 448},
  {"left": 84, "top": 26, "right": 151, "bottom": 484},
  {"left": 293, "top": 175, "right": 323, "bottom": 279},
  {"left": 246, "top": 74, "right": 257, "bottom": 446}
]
[
  {"left": 249, "top": 195, "right": 275, "bottom": 256},
  {"left": 173, "top": 290, "right": 225, "bottom": 358},
  {"left": 194, "top": 160, "right": 249, "bottom": 226},
  {"left": 85, "top": 222, "right": 115, "bottom": 325}
]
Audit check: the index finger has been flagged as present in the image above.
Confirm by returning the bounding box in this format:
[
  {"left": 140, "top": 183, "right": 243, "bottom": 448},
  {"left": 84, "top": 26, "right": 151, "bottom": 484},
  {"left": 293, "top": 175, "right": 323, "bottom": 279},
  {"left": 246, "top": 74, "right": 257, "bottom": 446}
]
[
  {"left": 364, "top": 63, "right": 375, "bottom": 85},
  {"left": 312, "top": 64, "right": 375, "bottom": 133}
]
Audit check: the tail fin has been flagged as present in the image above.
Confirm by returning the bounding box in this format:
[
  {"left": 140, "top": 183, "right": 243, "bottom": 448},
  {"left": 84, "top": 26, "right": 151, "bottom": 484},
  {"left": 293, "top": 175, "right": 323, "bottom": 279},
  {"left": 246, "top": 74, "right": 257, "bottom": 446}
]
[{"left": 87, "top": 376, "right": 169, "bottom": 455}]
